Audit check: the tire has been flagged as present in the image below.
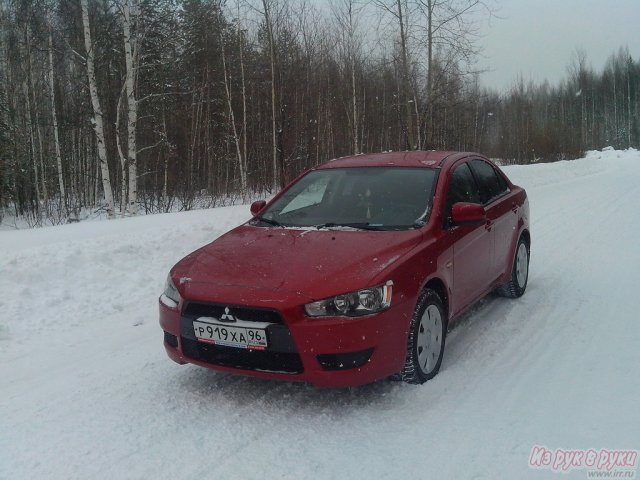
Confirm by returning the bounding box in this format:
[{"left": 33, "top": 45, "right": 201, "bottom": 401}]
[
  {"left": 498, "top": 235, "right": 530, "bottom": 298},
  {"left": 400, "top": 289, "right": 447, "bottom": 384}
]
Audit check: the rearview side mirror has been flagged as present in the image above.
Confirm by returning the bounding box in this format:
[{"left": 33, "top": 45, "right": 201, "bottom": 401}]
[
  {"left": 250, "top": 200, "right": 267, "bottom": 216},
  {"left": 451, "top": 202, "right": 486, "bottom": 225}
]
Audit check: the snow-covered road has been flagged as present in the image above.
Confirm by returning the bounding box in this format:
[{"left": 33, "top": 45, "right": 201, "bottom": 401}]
[{"left": 1, "top": 149, "right": 639, "bottom": 479}]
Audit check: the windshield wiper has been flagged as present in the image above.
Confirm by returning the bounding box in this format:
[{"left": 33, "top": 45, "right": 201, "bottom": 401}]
[
  {"left": 255, "top": 216, "right": 283, "bottom": 227},
  {"left": 314, "top": 222, "right": 386, "bottom": 231}
]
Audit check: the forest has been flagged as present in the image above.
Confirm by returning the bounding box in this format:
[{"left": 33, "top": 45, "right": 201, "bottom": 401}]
[{"left": 0, "top": 0, "right": 638, "bottom": 224}]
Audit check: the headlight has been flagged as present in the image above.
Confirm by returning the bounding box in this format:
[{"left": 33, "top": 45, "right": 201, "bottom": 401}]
[
  {"left": 160, "top": 274, "right": 181, "bottom": 308},
  {"left": 304, "top": 281, "right": 393, "bottom": 317}
]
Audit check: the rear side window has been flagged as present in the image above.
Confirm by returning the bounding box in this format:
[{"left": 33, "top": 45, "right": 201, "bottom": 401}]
[
  {"left": 445, "top": 162, "right": 481, "bottom": 216},
  {"left": 469, "top": 160, "right": 509, "bottom": 204}
]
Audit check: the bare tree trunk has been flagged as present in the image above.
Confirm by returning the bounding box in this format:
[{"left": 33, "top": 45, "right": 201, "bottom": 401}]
[
  {"left": 48, "top": 24, "right": 66, "bottom": 214},
  {"left": 397, "top": 0, "right": 414, "bottom": 149},
  {"left": 613, "top": 73, "right": 617, "bottom": 142},
  {"left": 426, "top": 0, "right": 433, "bottom": 147},
  {"left": 262, "top": 0, "right": 279, "bottom": 190},
  {"left": 123, "top": 0, "right": 138, "bottom": 215},
  {"left": 220, "top": 30, "right": 247, "bottom": 191},
  {"left": 26, "top": 24, "right": 48, "bottom": 206},
  {"left": 23, "top": 80, "right": 41, "bottom": 209},
  {"left": 347, "top": 1, "right": 358, "bottom": 154},
  {"left": 158, "top": 102, "right": 168, "bottom": 203},
  {"left": 627, "top": 57, "right": 632, "bottom": 148},
  {"left": 238, "top": 2, "right": 249, "bottom": 194},
  {"left": 332, "top": 0, "right": 362, "bottom": 154},
  {"left": 116, "top": 81, "right": 127, "bottom": 212},
  {"left": 316, "top": 81, "right": 322, "bottom": 162},
  {"left": 81, "top": 0, "right": 114, "bottom": 218},
  {"left": 351, "top": 39, "right": 358, "bottom": 154}
]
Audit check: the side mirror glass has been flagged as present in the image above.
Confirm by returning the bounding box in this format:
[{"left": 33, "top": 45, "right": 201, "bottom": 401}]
[
  {"left": 451, "top": 202, "right": 485, "bottom": 225},
  {"left": 250, "top": 200, "right": 267, "bottom": 216}
]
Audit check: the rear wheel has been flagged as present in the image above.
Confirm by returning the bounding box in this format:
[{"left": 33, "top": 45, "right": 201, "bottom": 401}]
[
  {"left": 498, "top": 235, "right": 529, "bottom": 298},
  {"left": 400, "top": 289, "right": 447, "bottom": 384}
]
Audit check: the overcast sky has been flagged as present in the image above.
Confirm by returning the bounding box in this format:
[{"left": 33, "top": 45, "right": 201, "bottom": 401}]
[{"left": 477, "top": 0, "right": 640, "bottom": 90}]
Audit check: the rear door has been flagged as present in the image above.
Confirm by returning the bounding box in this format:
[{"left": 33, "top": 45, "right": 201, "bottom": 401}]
[{"left": 468, "top": 159, "right": 515, "bottom": 282}]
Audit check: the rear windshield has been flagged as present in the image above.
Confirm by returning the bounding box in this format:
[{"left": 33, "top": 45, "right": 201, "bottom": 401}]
[{"left": 256, "top": 167, "right": 437, "bottom": 230}]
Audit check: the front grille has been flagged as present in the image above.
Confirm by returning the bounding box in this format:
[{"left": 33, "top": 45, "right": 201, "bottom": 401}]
[
  {"left": 183, "top": 302, "right": 283, "bottom": 324},
  {"left": 180, "top": 308, "right": 302, "bottom": 374},
  {"left": 181, "top": 338, "right": 303, "bottom": 374}
]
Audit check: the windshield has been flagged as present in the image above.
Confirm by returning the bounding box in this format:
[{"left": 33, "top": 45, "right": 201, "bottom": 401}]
[{"left": 255, "top": 167, "right": 437, "bottom": 230}]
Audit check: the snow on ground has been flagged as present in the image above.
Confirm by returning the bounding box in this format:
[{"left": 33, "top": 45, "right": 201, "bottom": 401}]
[{"left": 1, "top": 149, "right": 639, "bottom": 479}]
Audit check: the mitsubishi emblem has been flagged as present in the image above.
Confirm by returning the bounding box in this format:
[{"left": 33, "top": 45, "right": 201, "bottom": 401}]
[{"left": 220, "top": 306, "right": 238, "bottom": 323}]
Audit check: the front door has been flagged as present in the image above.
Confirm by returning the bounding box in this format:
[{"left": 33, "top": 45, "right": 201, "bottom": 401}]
[{"left": 445, "top": 162, "right": 494, "bottom": 316}]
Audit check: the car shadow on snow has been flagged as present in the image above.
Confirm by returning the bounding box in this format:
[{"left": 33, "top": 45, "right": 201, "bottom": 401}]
[
  {"left": 442, "top": 283, "right": 538, "bottom": 373},
  {"left": 164, "top": 285, "right": 533, "bottom": 417},
  {"left": 171, "top": 365, "right": 406, "bottom": 416}
]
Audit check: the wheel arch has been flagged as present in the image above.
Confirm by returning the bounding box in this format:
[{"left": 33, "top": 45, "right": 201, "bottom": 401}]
[
  {"left": 422, "top": 277, "right": 450, "bottom": 323},
  {"left": 520, "top": 228, "right": 531, "bottom": 249},
  {"left": 503, "top": 226, "right": 530, "bottom": 281}
]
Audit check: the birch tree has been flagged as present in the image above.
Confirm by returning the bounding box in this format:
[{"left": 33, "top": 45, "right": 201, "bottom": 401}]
[
  {"left": 220, "top": 26, "right": 247, "bottom": 191},
  {"left": 416, "top": 0, "right": 492, "bottom": 147},
  {"left": 331, "top": 0, "right": 363, "bottom": 154},
  {"left": 122, "top": 0, "right": 138, "bottom": 215},
  {"left": 81, "top": 0, "right": 114, "bottom": 218},
  {"left": 25, "top": 22, "right": 48, "bottom": 206},
  {"left": 48, "top": 21, "right": 66, "bottom": 214},
  {"left": 237, "top": 2, "right": 249, "bottom": 191},
  {"left": 374, "top": 0, "right": 415, "bottom": 149},
  {"left": 260, "top": 0, "right": 280, "bottom": 190}
]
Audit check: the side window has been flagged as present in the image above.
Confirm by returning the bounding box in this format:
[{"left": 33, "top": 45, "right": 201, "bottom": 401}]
[
  {"left": 469, "top": 160, "right": 509, "bottom": 204},
  {"left": 445, "top": 162, "right": 481, "bottom": 217}
]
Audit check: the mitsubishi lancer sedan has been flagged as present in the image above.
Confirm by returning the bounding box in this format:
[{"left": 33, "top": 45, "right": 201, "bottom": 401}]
[{"left": 159, "top": 151, "right": 530, "bottom": 388}]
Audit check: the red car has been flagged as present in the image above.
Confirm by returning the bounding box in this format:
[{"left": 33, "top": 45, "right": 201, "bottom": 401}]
[{"left": 159, "top": 151, "right": 530, "bottom": 387}]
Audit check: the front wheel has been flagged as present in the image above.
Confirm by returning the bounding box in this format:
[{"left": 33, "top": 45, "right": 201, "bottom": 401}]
[
  {"left": 400, "top": 289, "right": 447, "bottom": 384},
  {"left": 498, "top": 235, "right": 530, "bottom": 298}
]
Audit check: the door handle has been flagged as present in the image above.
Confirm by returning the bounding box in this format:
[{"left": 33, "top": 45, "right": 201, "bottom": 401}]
[
  {"left": 511, "top": 203, "right": 518, "bottom": 213},
  {"left": 485, "top": 219, "right": 493, "bottom": 231}
]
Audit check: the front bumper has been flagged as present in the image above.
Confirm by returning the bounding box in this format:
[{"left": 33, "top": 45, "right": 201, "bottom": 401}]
[{"left": 159, "top": 292, "right": 412, "bottom": 388}]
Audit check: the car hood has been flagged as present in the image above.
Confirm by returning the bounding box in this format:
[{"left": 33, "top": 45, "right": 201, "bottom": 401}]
[{"left": 172, "top": 224, "right": 422, "bottom": 301}]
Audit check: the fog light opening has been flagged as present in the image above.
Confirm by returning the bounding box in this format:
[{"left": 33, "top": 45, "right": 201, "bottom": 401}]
[
  {"left": 164, "top": 331, "right": 178, "bottom": 348},
  {"left": 317, "top": 348, "right": 374, "bottom": 371}
]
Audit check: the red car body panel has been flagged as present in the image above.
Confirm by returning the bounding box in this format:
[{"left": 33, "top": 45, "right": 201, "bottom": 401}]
[
  {"left": 159, "top": 151, "right": 529, "bottom": 388},
  {"left": 171, "top": 226, "right": 424, "bottom": 301}
]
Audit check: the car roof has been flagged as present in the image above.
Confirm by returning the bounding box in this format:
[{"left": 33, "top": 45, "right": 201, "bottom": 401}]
[{"left": 316, "top": 150, "right": 478, "bottom": 169}]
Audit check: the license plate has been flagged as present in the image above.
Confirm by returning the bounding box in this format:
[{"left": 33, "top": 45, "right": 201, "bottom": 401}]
[{"left": 193, "top": 319, "right": 268, "bottom": 350}]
